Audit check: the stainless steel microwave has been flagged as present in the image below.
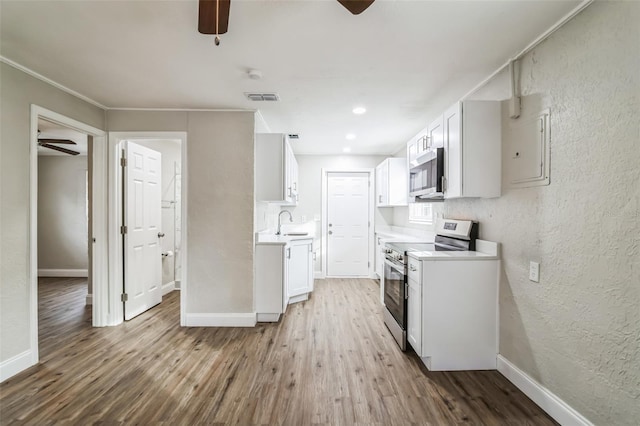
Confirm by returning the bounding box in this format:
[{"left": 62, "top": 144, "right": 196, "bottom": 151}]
[{"left": 409, "top": 147, "right": 445, "bottom": 200}]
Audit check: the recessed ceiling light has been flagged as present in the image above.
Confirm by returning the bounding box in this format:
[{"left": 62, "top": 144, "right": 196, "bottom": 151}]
[
  {"left": 345, "top": 133, "right": 356, "bottom": 140},
  {"left": 343, "top": 147, "right": 351, "bottom": 153},
  {"left": 352, "top": 106, "right": 366, "bottom": 115}
]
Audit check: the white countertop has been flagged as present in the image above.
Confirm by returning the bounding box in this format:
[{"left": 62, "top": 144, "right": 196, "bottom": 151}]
[
  {"left": 408, "top": 240, "right": 500, "bottom": 261},
  {"left": 255, "top": 232, "right": 314, "bottom": 245}
]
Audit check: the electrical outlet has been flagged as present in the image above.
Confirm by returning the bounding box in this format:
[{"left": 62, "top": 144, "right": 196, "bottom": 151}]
[
  {"left": 529, "top": 261, "right": 540, "bottom": 282},
  {"left": 301, "top": 215, "right": 307, "bottom": 222}
]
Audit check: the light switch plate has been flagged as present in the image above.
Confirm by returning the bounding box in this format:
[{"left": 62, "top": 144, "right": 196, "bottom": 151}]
[{"left": 529, "top": 261, "right": 540, "bottom": 282}]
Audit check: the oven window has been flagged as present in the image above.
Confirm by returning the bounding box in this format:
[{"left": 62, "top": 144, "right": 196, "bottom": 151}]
[{"left": 384, "top": 262, "right": 405, "bottom": 327}]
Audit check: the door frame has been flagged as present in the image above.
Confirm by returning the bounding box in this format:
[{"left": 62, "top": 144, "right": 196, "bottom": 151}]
[
  {"left": 29, "top": 105, "right": 107, "bottom": 366},
  {"left": 107, "top": 132, "right": 188, "bottom": 326},
  {"left": 320, "top": 168, "right": 375, "bottom": 279}
]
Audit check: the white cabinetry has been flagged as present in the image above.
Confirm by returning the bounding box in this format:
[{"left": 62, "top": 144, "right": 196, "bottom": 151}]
[
  {"left": 407, "top": 257, "right": 422, "bottom": 352},
  {"left": 375, "top": 234, "right": 386, "bottom": 279},
  {"left": 256, "top": 238, "right": 313, "bottom": 322},
  {"left": 443, "top": 101, "right": 501, "bottom": 199},
  {"left": 256, "top": 133, "right": 299, "bottom": 205},
  {"left": 375, "top": 158, "right": 407, "bottom": 207},
  {"left": 286, "top": 239, "right": 314, "bottom": 301},
  {"left": 407, "top": 254, "right": 499, "bottom": 370}
]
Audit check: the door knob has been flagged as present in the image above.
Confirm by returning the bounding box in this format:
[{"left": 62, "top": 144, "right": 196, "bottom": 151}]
[
  {"left": 158, "top": 232, "right": 165, "bottom": 238},
  {"left": 329, "top": 223, "right": 332, "bottom": 227}
]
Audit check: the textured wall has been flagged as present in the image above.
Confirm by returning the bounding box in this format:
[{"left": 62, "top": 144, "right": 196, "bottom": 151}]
[
  {"left": 37, "top": 156, "right": 88, "bottom": 270},
  {"left": 440, "top": 3, "right": 639, "bottom": 424},
  {"left": 0, "top": 62, "right": 105, "bottom": 362}
]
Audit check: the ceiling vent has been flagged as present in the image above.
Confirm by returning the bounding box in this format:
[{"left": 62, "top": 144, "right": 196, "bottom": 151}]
[
  {"left": 288, "top": 134, "right": 299, "bottom": 140},
  {"left": 245, "top": 92, "right": 280, "bottom": 101}
]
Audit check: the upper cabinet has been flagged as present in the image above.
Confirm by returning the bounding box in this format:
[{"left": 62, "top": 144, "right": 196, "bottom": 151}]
[
  {"left": 256, "top": 133, "right": 299, "bottom": 205},
  {"left": 443, "top": 101, "right": 501, "bottom": 199},
  {"left": 376, "top": 158, "right": 408, "bottom": 207}
]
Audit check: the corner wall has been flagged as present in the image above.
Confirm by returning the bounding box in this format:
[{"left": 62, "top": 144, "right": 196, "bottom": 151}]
[{"left": 437, "top": 3, "right": 638, "bottom": 424}]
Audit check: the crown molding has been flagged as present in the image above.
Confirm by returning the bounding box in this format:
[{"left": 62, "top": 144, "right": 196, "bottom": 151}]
[{"left": 1, "top": 55, "right": 109, "bottom": 109}]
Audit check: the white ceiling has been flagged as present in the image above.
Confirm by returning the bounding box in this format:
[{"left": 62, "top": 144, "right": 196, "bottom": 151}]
[
  {"left": 38, "top": 119, "right": 88, "bottom": 156},
  {"left": 1, "top": 0, "right": 581, "bottom": 155}
]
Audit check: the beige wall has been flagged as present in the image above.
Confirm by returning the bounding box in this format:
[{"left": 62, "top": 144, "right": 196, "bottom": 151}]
[
  {"left": 0, "top": 62, "right": 105, "bottom": 362},
  {"left": 106, "top": 110, "right": 255, "bottom": 314},
  {"left": 391, "top": 3, "right": 639, "bottom": 424},
  {"left": 37, "top": 156, "right": 88, "bottom": 270}
]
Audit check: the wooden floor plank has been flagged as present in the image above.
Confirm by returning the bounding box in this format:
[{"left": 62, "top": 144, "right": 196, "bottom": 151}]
[{"left": 0, "top": 276, "right": 557, "bottom": 425}]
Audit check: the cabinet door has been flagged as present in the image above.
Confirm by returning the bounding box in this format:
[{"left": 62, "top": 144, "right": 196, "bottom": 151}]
[
  {"left": 428, "top": 115, "right": 444, "bottom": 149},
  {"left": 444, "top": 102, "right": 462, "bottom": 198},
  {"left": 376, "top": 160, "right": 389, "bottom": 206},
  {"left": 284, "top": 142, "right": 295, "bottom": 204},
  {"left": 287, "top": 240, "right": 312, "bottom": 298},
  {"left": 407, "top": 277, "right": 422, "bottom": 355}
]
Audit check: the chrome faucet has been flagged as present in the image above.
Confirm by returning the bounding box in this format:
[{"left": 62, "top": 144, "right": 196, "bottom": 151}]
[{"left": 276, "top": 210, "right": 293, "bottom": 235}]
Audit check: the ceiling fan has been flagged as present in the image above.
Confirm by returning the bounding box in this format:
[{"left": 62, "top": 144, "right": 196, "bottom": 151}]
[
  {"left": 38, "top": 131, "right": 80, "bottom": 156},
  {"left": 198, "top": 0, "right": 375, "bottom": 44}
]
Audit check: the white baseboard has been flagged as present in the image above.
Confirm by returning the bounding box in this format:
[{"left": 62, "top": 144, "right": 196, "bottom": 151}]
[
  {"left": 314, "top": 271, "right": 324, "bottom": 279},
  {"left": 184, "top": 312, "right": 256, "bottom": 327},
  {"left": 0, "top": 350, "right": 35, "bottom": 383},
  {"left": 86, "top": 294, "right": 93, "bottom": 305},
  {"left": 162, "top": 281, "right": 175, "bottom": 296},
  {"left": 38, "top": 269, "right": 88, "bottom": 277},
  {"left": 497, "top": 355, "right": 593, "bottom": 426}
]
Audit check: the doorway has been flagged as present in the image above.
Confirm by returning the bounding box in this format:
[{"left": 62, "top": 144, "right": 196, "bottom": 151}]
[
  {"left": 108, "top": 132, "right": 187, "bottom": 325},
  {"left": 321, "top": 170, "right": 374, "bottom": 278},
  {"left": 29, "top": 105, "right": 107, "bottom": 367}
]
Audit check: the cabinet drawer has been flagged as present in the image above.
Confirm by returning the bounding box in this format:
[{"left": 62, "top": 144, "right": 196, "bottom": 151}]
[{"left": 408, "top": 257, "right": 421, "bottom": 282}]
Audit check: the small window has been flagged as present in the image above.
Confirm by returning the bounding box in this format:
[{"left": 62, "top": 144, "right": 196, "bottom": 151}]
[{"left": 409, "top": 203, "right": 434, "bottom": 224}]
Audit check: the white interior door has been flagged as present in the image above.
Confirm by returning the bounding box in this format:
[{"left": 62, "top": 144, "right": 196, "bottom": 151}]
[
  {"left": 124, "top": 141, "right": 162, "bottom": 320},
  {"left": 327, "top": 172, "right": 370, "bottom": 276}
]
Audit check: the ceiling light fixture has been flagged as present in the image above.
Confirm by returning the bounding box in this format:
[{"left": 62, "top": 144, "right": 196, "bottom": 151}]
[
  {"left": 346, "top": 133, "right": 356, "bottom": 140},
  {"left": 352, "top": 106, "right": 366, "bottom": 115},
  {"left": 343, "top": 147, "right": 351, "bottom": 153}
]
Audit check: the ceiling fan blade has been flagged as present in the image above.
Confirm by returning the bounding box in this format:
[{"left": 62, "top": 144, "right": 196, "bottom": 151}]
[
  {"left": 38, "top": 138, "right": 76, "bottom": 145},
  {"left": 39, "top": 143, "right": 80, "bottom": 156},
  {"left": 198, "top": 0, "right": 230, "bottom": 35},
  {"left": 337, "top": 0, "right": 375, "bottom": 15}
]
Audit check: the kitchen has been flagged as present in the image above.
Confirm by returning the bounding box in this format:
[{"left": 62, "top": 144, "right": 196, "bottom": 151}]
[{"left": 0, "top": 1, "right": 638, "bottom": 425}]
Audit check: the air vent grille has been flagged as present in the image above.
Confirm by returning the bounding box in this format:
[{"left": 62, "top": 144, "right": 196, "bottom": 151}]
[
  {"left": 245, "top": 92, "right": 280, "bottom": 101},
  {"left": 288, "top": 134, "right": 299, "bottom": 140}
]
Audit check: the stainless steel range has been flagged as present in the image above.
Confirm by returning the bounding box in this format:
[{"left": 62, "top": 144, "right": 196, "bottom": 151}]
[{"left": 383, "top": 219, "right": 479, "bottom": 350}]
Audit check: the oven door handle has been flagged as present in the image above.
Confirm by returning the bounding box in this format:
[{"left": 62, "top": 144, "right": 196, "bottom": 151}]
[{"left": 384, "top": 258, "right": 404, "bottom": 274}]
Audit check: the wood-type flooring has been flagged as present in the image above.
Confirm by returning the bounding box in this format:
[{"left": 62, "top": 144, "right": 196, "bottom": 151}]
[{"left": 0, "top": 277, "right": 557, "bottom": 425}]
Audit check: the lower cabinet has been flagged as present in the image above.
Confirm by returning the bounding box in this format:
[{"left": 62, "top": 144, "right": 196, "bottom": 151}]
[
  {"left": 407, "top": 276, "right": 422, "bottom": 353},
  {"left": 407, "top": 255, "right": 498, "bottom": 371},
  {"left": 286, "top": 239, "right": 314, "bottom": 301},
  {"left": 256, "top": 238, "right": 313, "bottom": 322}
]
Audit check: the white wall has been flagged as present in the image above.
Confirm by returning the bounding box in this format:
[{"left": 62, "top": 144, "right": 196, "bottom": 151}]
[
  {"left": 106, "top": 110, "right": 255, "bottom": 316},
  {"left": 136, "top": 139, "right": 181, "bottom": 286},
  {"left": 283, "top": 154, "right": 391, "bottom": 274},
  {"left": 0, "top": 62, "right": 105, "bottom": 363},
  {"left": 37, "top": 156, "right": 88, "bottom": 272},
  {"left": 390, "top": 3, "right": 639, "bottom": 424}
]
